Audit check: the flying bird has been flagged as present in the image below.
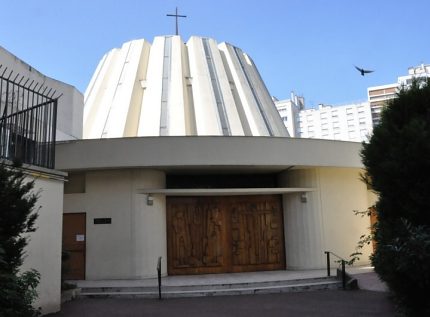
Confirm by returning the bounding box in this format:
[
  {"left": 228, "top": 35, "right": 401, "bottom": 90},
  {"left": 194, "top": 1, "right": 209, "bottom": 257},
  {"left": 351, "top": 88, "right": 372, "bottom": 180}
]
[{"left": 355, "top": 65, "right": 374, "bottom": 76}]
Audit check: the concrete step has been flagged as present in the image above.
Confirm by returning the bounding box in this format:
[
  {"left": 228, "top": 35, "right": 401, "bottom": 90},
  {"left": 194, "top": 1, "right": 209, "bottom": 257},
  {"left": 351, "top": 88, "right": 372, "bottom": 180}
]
[
  {"left": 78, "top": 276, "right": 341, "bottom": 299},
  {"left": 80, "top": 276, "right": 333, "bottom": 293}
]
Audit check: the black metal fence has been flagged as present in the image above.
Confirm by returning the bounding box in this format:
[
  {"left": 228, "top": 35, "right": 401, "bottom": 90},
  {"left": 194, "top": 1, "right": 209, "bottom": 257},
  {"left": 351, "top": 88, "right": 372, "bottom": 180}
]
[{"left": 0, "top": 65, "right": 59, "bottom": 169}]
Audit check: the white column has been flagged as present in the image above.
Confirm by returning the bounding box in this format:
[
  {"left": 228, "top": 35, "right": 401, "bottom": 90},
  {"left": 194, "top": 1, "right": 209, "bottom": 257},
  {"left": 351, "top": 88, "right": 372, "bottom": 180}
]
[
  {"left": 278, "top": 169, "right": 325, "bottom": 269},
  {"left": 132, "top": 170, "right": 167, "bottom": 278}
]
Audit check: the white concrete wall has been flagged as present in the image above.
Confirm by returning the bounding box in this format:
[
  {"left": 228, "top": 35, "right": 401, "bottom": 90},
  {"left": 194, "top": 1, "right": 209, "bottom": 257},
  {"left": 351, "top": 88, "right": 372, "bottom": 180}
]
[
  {"left": 84, "top": 39, "right": 154, "bottom": 139},
  {"left": 317, "top": 167, "right": 373, "bottom": 265},
  {"left": 62, "top": 164, "right": 373, "bottom": 277},
  {"left": 209, "top": 40, "right": 244, "bottom": 136},
  {"left": 238, "top": 50, "right": 287, "bottom": 137},
  {"left": 138, "top": 37, "right": 164, "bottom": 136},
  {"left": 103, "top": 41, "right": 149, "bottom": 138},
  {"left": 0, "top": 46, "right": 83, "bottom": 141},
  {"left": 132, "top": 170, "right": 167, "bottom": 278},
  {"left": 279, "top": 167, "right": 373, "bottom": 270},
  {"left": 218, "top": 42, "right": 266, "bottom": 136},
  {"left": 84, "top": 49, "right": 118, "bottom": 138},
  {"left": 279, "top": 169, "right": 325, "bottom": 269},
  {"left": 168, "top": 37, "right": 187, "bottom": 135},
  {"left": 188, "top": 36, "right": 223, "bottom": 135},
  {"left": 20, "top": 169, "right": 65, "bottom": 315},
  {"left": 63, "top": 169, "right": 166, "bottom": 279},
  {"left": 218, "top": 43, "right": 288, "bottom": 137},
  {"left": 83, "top": 36, "right": 288, "bottom": 138}
]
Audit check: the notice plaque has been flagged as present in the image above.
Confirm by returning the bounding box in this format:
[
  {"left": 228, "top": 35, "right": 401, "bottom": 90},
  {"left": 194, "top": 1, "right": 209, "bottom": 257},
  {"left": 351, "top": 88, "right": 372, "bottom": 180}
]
[{"left": 76, "top": 234, "right": 85, "bottom": 242}]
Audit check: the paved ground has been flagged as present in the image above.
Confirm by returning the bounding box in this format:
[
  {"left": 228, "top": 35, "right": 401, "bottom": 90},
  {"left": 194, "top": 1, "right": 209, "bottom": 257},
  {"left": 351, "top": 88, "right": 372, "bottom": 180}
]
[
  {"left": 353, "top": 272, "right": 388, "bottom": 292},
  {"left": 51, "top": 270, "right": 393, "bottom": 316},
  {"left": 49, "top": 289, "right": 394, "bottom": 317}
]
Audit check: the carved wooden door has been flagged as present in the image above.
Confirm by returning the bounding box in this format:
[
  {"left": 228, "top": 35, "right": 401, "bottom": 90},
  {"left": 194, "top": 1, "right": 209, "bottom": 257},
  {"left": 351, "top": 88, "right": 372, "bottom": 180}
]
[
  {"left": 230, "top": 196, "right": 285, "bottom": 272},
  {"left": 167, "top": 197, "right": 228, "bottom": 275},
  {"left": 167, "top": 195, "right": 285, "bottom": 275}
]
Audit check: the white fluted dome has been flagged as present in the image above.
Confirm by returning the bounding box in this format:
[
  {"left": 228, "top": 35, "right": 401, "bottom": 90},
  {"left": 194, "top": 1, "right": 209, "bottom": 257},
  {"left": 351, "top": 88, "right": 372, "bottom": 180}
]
[{"left": 83, "top": 35, "right": 288, "bottom": 138}]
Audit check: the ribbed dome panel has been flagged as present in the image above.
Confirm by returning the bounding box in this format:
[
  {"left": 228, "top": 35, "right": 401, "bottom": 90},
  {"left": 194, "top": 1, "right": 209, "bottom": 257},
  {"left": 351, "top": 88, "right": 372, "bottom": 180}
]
[{"left": 83, "top": 36, "right": 289, "bottom": 138}]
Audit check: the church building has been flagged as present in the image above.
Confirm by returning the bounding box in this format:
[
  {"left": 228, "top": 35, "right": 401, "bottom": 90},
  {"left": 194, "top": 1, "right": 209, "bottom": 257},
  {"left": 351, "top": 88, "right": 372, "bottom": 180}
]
[{"left": 57, "top": 35, "right": 374, "bottom": 280}]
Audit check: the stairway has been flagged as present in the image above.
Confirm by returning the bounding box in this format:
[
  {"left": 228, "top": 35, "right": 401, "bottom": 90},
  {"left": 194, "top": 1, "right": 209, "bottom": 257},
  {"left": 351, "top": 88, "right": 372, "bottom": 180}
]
[{"left": 77, "top": 276, "right": 341, "bottom": 299}]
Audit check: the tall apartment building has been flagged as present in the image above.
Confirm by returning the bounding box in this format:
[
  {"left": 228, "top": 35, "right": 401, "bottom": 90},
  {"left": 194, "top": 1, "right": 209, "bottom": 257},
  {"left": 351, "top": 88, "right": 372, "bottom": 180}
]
[
  {"left": 368, "top": 63, "right": 430, "bottom": 126},
  {"left": 274, "top": 92, "right": 304, "bottom": 137},
  {"left": 276, "top": 97, "right": 373, "bottom": 142},
  {"left": 276, "top": 96, "right": 373, "bottom": 142},
  {"left": 276, "top": 64, "right": 429, "bottom": 141},
  {"left": 367, "top": 83, "right": 397, "bottom": 126},
  {"left": 298, "top": 102, "right": 372, "bottom": 142}
]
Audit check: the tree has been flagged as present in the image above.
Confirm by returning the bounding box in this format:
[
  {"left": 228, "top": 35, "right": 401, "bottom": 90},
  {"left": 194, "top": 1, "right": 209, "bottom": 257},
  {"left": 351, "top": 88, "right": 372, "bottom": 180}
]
[
  {"left": 361, "top": 79, "right": 430, "bottom": 316},
  {"left": 0, "top": 161, "right": 41, "bottom": 317}
]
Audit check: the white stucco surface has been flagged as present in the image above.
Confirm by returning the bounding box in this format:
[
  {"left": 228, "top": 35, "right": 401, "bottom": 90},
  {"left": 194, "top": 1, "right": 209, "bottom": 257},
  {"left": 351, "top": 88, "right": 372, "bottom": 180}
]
[
  {"left": 83, "top": 36, "right": 288, "bottom": 138},
  {"left": 279, "top": 169, "right": 325, "bottom": 269},
  {"left": 64, "top": 169, "right": 166, "bottom": 279},
  {"left": 63, "top": 166, "right": 373, "bottom": 277},
  {"left": 318, "top": 167, "right": 373, "bottom": 264},
  {"left": 20, "top": 167, "right": 66, "bottom": 314},
  {"left": 58, "top": 136, "right": 374, "bottom": 276},
  {"left": 279, "top": 167, "right": 373, "bottom": 269}
]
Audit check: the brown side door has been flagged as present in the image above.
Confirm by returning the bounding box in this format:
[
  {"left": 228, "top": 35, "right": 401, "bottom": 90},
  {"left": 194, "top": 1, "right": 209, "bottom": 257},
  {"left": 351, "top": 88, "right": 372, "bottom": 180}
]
[
  {"left": 167, "top": 195, "right": 285, "bottom": 275},
  {"left": 62, "top": 213, "right": 86, "bottom": 280}
]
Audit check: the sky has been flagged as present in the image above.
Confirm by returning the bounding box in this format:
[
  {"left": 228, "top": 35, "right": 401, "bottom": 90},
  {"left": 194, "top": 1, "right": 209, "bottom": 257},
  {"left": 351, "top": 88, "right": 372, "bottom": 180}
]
[{"left": 1, "top": 0, "right": 429, "bottom": 108}]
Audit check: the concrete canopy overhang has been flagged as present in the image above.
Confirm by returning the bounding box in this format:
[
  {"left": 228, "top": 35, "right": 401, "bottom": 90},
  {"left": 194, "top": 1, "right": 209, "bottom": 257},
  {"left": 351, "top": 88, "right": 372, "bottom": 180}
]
[{"left": 55, "top": 136, "right": 364, "bottom": 172}]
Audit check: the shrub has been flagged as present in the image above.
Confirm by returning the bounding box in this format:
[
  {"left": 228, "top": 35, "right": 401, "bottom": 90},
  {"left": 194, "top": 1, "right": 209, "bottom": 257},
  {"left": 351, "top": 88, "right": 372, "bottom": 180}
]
[
  {"left": 0, "top": 161, "right": 41, "bottom": 316},
  {"left": 361, "top": 79, "right": 430, "bottom": 316}
]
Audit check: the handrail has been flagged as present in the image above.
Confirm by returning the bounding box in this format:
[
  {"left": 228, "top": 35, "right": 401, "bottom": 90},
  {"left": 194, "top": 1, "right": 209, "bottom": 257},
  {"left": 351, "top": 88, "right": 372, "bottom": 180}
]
[
  {"left": 157, "top": 256, "right": 162, "bottom": 300},
  {"left": 324, "top": 251, "right": 347, "bottom": 290}
]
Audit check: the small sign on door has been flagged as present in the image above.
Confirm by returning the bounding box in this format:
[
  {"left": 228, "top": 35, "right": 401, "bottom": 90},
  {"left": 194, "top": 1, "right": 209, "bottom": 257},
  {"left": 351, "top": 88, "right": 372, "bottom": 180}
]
[{"left": 76, "top": 234, "right": 85, "bottom": 242}]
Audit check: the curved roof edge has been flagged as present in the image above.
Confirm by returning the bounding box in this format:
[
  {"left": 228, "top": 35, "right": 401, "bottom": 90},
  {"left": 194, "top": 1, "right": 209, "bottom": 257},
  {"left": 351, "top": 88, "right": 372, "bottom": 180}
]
[{"left": 56, "top": 136, "right": 363, "bottom": 171}]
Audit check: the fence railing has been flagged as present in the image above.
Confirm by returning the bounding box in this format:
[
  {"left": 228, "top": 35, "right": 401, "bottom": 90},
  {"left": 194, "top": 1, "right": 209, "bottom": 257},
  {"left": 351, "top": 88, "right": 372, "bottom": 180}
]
[
  {"left": 324, "top": 251, "right": 347, "bottom": 290},
  {"left": 157, "top": 256, "right": 162, "bottom": 300},
  {"left": 0, "top": 65, "right": 59, "bottom": 169}
]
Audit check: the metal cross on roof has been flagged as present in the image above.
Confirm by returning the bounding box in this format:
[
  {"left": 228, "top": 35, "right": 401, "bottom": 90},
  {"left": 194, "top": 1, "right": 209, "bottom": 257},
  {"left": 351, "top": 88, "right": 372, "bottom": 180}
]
[{"left": 166, "top": 7, "right": 187, "bottom": 36}]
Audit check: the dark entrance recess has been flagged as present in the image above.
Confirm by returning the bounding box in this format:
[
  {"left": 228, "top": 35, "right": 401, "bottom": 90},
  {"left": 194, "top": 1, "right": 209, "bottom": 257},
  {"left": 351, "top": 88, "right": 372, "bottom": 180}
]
[
  {"left": 166, "top": 173, "right": 279, "bottom": 189},
  {"left": 167, "top": 195, "right": 285, "bottom": 275}
]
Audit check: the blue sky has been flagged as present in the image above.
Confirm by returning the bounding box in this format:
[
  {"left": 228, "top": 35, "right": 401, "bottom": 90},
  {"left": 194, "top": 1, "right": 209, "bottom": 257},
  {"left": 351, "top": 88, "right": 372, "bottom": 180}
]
[{"left": 1, "top": 0, "right": 429, "bottom": 108}]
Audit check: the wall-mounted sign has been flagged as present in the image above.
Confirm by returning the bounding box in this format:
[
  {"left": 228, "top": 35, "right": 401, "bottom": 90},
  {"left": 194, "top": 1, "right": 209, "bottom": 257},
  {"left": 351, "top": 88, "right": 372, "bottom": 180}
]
[{"left": 94, "top": 218, "right": 112, "bottom": 224}]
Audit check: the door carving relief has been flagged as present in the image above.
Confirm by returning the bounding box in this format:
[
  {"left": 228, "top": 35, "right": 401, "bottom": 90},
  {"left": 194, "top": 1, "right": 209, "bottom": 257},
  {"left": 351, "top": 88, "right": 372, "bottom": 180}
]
[{"left": 167, "top": 195, "right": 285, "bottom": 275}]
